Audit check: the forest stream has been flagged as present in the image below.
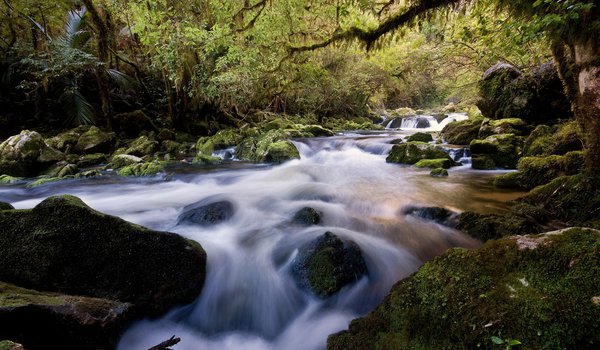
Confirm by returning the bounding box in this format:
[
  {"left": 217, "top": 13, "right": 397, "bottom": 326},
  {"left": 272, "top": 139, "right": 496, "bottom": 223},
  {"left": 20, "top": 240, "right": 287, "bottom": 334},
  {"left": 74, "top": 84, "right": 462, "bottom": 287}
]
[{"left": 0, "top": 123, "right": 526, "bottom": 350}]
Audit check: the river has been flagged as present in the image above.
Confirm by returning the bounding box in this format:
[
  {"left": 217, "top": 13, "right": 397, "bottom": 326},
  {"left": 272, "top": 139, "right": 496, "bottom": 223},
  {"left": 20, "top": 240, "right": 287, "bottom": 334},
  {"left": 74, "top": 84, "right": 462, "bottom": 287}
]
[{"left": 0, "top": 129, "right": 524, "bottom": 350}]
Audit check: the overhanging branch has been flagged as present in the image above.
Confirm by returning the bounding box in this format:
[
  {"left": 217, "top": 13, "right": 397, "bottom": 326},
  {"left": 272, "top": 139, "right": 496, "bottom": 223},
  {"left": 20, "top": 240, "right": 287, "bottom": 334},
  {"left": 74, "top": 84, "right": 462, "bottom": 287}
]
[{"left": 289, "top": 0, "right": 460, "bottom": 53}]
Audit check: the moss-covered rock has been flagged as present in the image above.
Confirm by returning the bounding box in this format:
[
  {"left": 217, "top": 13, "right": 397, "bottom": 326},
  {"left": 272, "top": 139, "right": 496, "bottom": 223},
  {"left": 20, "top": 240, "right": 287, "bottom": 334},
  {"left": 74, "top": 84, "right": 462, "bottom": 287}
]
[
  {"left": 73, "top": 126, "right": 116, "bottom": 155},
  {"left": 0, "top": 195, "right": 206, "bottom": 316},
  {"left": 110, "top": 154, "right": 142, "bottom": 169},
  {"left": 196, "top": 129, "right": 245, "bottom": 157},
  {"left": 46, "top": 126, "right": 90, "bottom": 153},
  {"left": 404, "top": 206, "right": 457, "bottom": 227},
  {"left": 414, "top": 158, "right": 454, "bottom": 169},
  {"left": 0, "top": 281, "right": 132, "bottom": 350},
  {"left": 118, "top": 136, "right": 158, "bottom": 158},
  {"left": 328, "top": 228, "right": 600, "bottom": 350},
  {"left": 264, "top": 141, "right": 300, "bottom": 164},
  {"left": 116, "top": 161, "right": 164, "bottom": 177},
  {"left": 470, "top": 134, "right": 523, "bottom": 169},
  {"left": 430, "top": 168, "right": 449, "bottom": 177},
  {"left": 0, "top": 131, "right": 64, "bottom": 177},
  {"left": 477, "top": 62, "right": 571, "bottom": 123},
  {"left": 291, "top": 232, "right": 367, "bottom": 298},
  {"left": 300, "top": 125, "right": 335, "bottom": 137},
  {"left": 0, "top": 175, "right": 21, "bottom": 184},
  {"left": 494, "top": 151, "right": 585, "bottom": 190},
  {"left": 386, "top": 142, "right": 451, "bottom": 165},
  {"left": 441, "top": 119, "right": 482, "bottom": 145},
  {"left": 292, "top": 207, "right": 321, "bottom": 226},
  {"left": 478, "top": 118, "right": 528, "bottom": 138},
  {"left": 523, "top": 120, "right": 583, "bottom": 157},
  {"left": 406, "top": 132, "right": 434, "bottom": 143},
  {"left": 0, "top": 202, "right": 14, "bottom": 210},
  {"left": 76, "top": 153, "right": 108, "bottom": 168},
  {"left": 0, "top": 340, "right": 23, "bottom": 350},
  {"left": 456, "top": 211, "right": 542, "bottom": 241},
  {"left": 517, "top": 174, "right": 600, "bottom": 229}
]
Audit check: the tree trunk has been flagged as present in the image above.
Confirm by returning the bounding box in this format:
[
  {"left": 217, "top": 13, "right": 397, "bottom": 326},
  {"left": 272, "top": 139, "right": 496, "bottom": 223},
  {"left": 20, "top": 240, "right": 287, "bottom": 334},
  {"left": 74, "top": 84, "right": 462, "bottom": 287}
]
[{"left": 573, "top": 38, "right": 600, "bottom": 174}]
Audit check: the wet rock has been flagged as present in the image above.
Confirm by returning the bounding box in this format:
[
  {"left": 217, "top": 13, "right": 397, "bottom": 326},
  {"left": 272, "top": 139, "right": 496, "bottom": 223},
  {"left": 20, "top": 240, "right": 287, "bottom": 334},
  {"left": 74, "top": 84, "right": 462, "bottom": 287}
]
[
  {"left": 116, "top": 161, "right": 164, "bottom": 177},
  {"left": 430, "top": 168, "right": 449, "bottom": 177},
  {"left": 0, "top": 202, "right": 13, "bottom": 210},
  {"left": 470, "top": 133, "right": 523, "bottom": 169},
  {"left": 0, "top": 175, "right": 21, "bottom": 184},
  {"left": 0, "top": 281, "right": 132, "bottom": 350},
  {"left": 196, "top": 129, "right": 244, "bottom": 157},
  {"left": 74, "top": 126, "right": 116, "bottom": 154},
  {"left": 456, "top": 211, "right": 542, "bottom": 241},
  {"left": 406, "top": 132, "right": 433, "bottom": 143},
  {"left": 292, "top": 207, "right": 321, "bottom": 226},
  {"left": 441, "top": 119, "right": 482, "bottom": 145},
  {"left": 76, "top": 153, "right": 108, "bottom": 168},
  {"left": 404, "top": 206, "right": 458, "bottom": 227},
  {"left": 263, "top": 141, "right": 300, "bottom": 164},
  {"left": 46, "top": 127, "right": 90, "bottom": 153},
  {"left": 0, "top": 195, "right": 206, "bottom": 316},
  {"left": 0, "top": 340, "right": 23, "bottom": 350},
  {"left": 0, "top": 130, "right": 65, "bottom": 177},
  {"left": 386, "top": 142, "right": 451, "bottom": 165},
  {"left": 477, "top": 62, "right": 571, "bottom": 123},
  {"left": 291, "top": 232, "right": 367, "bottom": 297},
  {"left": 113, "top": 110, "right": 157, "bottom": 137},
  {"left": 328, "top": 228, "right": 600, "bottom": 350},
  {"left": 110, "top": 154, "right": 142, "bottom": 169},
  {"left": 300, "top": 125, "right": 334, "bottom": 137},
  {"left": 178, "top": 199, "right": 235, "bottom": 226}
]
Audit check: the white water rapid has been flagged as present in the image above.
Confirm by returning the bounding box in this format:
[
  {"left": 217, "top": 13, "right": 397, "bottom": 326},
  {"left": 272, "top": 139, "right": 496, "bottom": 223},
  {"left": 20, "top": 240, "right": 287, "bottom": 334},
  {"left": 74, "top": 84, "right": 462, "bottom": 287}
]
[
  {"left": 385, "top": 112, "right": 469, "bottom": 131},
  {"left": 0, "top": 131, "right": 523, "bottom": 350}
]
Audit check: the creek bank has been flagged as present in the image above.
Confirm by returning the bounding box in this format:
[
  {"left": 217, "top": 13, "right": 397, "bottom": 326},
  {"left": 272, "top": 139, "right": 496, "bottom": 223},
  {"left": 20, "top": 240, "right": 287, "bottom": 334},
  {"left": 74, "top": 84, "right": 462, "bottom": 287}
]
[
  {"left": 328, "top": 227, "right": 600, "bottom": 350},
  {"left": 0, "top": 195, "right": 207, "bottom": 349}
]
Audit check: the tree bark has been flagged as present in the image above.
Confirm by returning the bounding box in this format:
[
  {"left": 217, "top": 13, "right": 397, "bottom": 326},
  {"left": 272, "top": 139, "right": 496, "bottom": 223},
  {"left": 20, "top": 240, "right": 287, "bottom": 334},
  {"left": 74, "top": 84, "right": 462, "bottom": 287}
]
[{"left": 573, "top": 37, "right": 600, "bottom": 174}]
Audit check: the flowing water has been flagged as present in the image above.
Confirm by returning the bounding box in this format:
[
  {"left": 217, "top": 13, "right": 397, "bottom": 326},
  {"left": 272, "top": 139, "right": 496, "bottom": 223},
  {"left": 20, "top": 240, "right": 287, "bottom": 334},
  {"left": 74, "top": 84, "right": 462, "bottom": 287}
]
[{"left": 0, "top": 130, "right": 524, "bottom": 350}]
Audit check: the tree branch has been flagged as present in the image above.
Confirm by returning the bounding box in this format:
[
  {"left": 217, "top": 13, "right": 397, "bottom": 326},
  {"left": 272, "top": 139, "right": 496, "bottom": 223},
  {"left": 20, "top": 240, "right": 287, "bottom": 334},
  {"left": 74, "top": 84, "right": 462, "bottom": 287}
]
[{"left": 289, "top": 0, "right": 460, "bottom": 53}]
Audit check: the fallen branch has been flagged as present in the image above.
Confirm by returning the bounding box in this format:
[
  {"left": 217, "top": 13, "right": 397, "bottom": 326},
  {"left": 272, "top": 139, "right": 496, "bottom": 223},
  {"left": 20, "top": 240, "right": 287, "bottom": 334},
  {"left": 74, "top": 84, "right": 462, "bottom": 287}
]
[{"left": 148, "top": 335, "right": 181, "bottom": 350}]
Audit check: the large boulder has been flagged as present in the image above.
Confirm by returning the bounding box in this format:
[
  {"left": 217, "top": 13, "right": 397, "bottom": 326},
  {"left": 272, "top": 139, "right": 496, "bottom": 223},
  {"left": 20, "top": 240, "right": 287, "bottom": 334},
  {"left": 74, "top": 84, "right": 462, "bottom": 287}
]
[
  {"left": 477, "top": 62, "right": 572, "bottom": 124},
  {"left": 0, "top": 195, "right": 206, "bottom": 316},
  {"left": 291, "top": 232, "right": 367, "bottom": 298},
  {"left": 403, "top": 206, "right": 458, "bottom": 227},
  {"left": 263, "top": 141, "right": 300, "bottom": 164},
  {"left": 328, "top": 228, "right": 600, "bottom": 350},
  {"left": 178, "top": 198, "right": 235, "bottom": 226},
  {"left": 441, "top": 119, "right": 482, "bottom": 145},
  {"left": 0, "top": 130, "right": 65, "bottom": 177},
  {"left": 117, "top": 136, "right": 158, "bottom": 158},
  {"left": 46, "top": 126, "right": 91, "bottom": 153},
  {"left": 406, "top": 132, "right": 433, "bottom": 143},
  {"left": 386, "top": 142, "right": 451, "bottom": 165},
  {"left": 234, "top": 129, "right": 301, "bottom": 163},
  {"left": 0, "top": 281, "right": 132, "bottom": 350},
  {"left": 470, "top": 133, "right": 524, "bottom": 169},
  {"left": 74, "top": 126, "right": 116, "bottom": 154}
]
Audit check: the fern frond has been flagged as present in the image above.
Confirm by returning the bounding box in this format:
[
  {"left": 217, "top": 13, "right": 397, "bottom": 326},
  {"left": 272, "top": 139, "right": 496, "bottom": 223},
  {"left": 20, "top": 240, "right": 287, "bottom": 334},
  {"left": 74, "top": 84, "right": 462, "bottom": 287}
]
[
  {"left": 59, "top": 87, "right": 95, "bottom": 126},
  {"left": 106, "top": 68, "right": 137, "bottom": 91}
]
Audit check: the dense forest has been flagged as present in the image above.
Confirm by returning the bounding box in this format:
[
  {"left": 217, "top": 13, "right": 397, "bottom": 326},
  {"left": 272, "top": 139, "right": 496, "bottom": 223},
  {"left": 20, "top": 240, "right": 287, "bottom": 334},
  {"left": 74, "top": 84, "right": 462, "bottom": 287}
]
[{"left": 0, "top": 1, "right": 599, "bottom": 350}]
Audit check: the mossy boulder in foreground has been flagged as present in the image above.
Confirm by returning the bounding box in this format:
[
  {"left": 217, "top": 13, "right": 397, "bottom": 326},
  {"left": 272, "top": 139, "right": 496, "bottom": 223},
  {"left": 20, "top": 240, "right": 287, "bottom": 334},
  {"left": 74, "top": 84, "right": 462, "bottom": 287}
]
[
  {"left": 0, "top": 281, "right": 132, "bottom": 349},
  {"left": 0, "top": 195, "right": 207, "bottom": 316},
  {"left": 470, "top": 133, "right": 523, "bottom": 169},
  {"left": 441, "top": 119, "right": 482, "bottom": 145},
  {"left": 328, "top": 228, "right": 600, "bottom": 350}
]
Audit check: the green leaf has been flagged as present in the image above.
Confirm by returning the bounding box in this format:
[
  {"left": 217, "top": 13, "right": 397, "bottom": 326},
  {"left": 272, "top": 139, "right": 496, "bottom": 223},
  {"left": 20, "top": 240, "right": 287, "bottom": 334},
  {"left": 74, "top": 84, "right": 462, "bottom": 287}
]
[
  {"left": 508, "top": 339, "right": 522, "bottom": 346},
  {"left": 491, "top": 336, "right": 505, "bottom": 345}
]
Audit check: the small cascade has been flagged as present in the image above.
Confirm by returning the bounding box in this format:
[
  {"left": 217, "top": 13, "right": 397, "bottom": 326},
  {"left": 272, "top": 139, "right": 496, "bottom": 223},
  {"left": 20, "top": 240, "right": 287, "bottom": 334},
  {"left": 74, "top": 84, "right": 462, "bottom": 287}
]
[
  {"left": 439, "top": 145, "right": 471, "bottom": 165},
  {"left": 212, "top": 147, "right": 236, "bottom": 160},
  {"left": 385, "top": 113, "right": 469, "bottom": 132}
]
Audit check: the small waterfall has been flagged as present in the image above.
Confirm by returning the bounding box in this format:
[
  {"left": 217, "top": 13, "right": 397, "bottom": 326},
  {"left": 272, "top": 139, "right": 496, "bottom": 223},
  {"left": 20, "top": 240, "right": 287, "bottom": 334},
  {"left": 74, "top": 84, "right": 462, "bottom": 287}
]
[
  {"left": 439, "top": 145, "right": 471, "bottom": 165},
  {"left": 385, "top": 112, "right": 469, "bottom": 132},
  {"left": 212, "top": 147, "right": 236, "bottom": 160}
]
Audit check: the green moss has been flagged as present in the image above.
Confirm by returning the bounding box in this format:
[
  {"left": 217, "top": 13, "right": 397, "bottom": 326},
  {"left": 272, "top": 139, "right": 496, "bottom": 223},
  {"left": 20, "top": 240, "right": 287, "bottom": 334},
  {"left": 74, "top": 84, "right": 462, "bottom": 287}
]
[
  {"left": 117, "top": 161, "right": 164, "bottom": 177},
  {"left": 0, "top": 202, "right": 14, "bottom": 210},
  {"left": 329, "top": 228, "right": 600, "bottom": 350},
  {"left": 193, "top": 154, "right": 221, "bottom": 164},
  {"left": 430, "top": 168, "right": 449, "bottom": 177},
  {"left": 470, "top": 134, "right": 523, "bottom": 169},
  {"left": 524, "top": 121, "right": 583, "bottom": 157},
  {"left": 441, "top": 119, "right": 482, "bottom": 145},
  {"left": 479, "top": 118, "right": 528, "bottom": 138},
  {"left": 406, "top": 132, "right": 434, "bottom": 143},
  {"left": 0, "top": 175, "right": 22, "bottom": 184},
  {"left": 264, "top": 141, "right": 300, "bottom": 164},
  {"left": 387, "top": 142, "right": 451, "bottom": 165},
  {"left": 414, "top": 158, "right": 453, "bottom": 169},
  {"left": 77, "top": 153, "right": 108, "bottom": 168},
  {"left": 456, "top": 211, "right": 541, "bottom": 241},
  {"left": 119, "top": 136, "right": 158, "bottom": 157},
  {"left": 26, "top": 176, "right": 68, "bottom": 188}
]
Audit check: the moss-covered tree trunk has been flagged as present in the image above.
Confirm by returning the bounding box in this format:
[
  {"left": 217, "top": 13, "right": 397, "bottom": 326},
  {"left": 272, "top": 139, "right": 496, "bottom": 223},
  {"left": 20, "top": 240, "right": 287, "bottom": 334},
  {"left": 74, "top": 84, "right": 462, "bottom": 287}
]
[{"left": 573, "top": 38, "right": 600, "bottom": 174}]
